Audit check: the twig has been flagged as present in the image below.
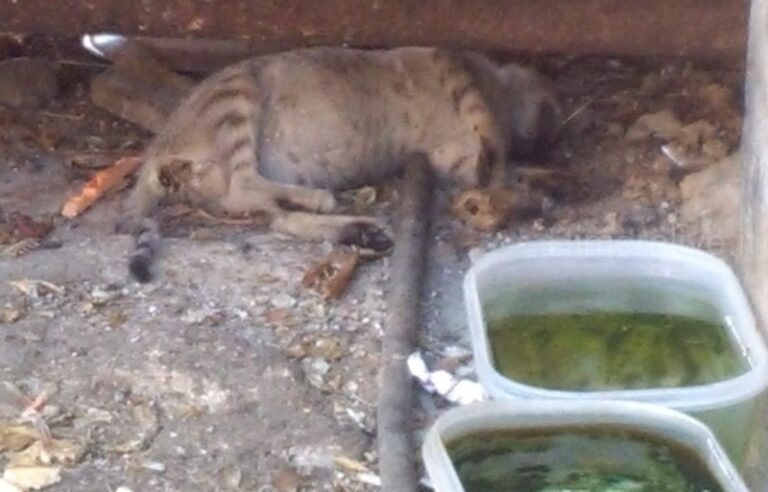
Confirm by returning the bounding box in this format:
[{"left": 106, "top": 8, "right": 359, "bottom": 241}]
[
  {"left": 61, "top": 156, "right": 143, "bottom": 218},
  {"left": 376, "top": 154, "right": 432, "bottom": 492},
  {"left": 36, "top": 111, "right": 85, "bottom": 120},
  {"left": 19, "top": 390, "right": 52, "bottom": 446},
  {"left": 561, "top": 96, "right": 596, "bottom": 126},
  {"left": 22, "top": 391, "right": 48, "bottom": 413}
]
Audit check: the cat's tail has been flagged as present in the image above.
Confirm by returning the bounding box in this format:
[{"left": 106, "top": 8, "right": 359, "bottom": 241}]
[{"left": 128, "top": 218, "right": 161, "bottom": 283}]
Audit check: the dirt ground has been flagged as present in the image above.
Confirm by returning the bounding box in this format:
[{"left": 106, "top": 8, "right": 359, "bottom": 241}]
[{"left": 0, "top": 40, "right": 764, "bottom": 491}]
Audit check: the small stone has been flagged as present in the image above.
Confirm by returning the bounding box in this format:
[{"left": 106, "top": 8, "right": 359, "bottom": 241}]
[
  {"left": 271, "top": 293, "right": 297, "bottom": 309},
  {"left": 309, "top": 358, "right": 330, "bottom": 375},
  {"left": 90, "top": 287, "right": 117, "bottom": 306},
  {"left": 667, "top": 213, "right": 678, "bottom": 225},
  {"left": 141, "top": 461, "right": 166, "bottom": 473},
  {"left": 342, "top": 380, "right": 359, "bottom": 397},
  {"left": 467, "top": 247, "right": 484, "bottom": 263},
  {"left": 272, "top": 468, "right": 302, "bottom": 492},
  {"left": 218, "top": 465, "right": 242, "bottom": 489},
  {"left": 312, "top": 336, "right": 346, "bottom": 361},
  {"left": 302, "top": 358, "right": 330, "bottom": 389},
  {"left": 443, "top": 345, "right": 472, "bottom": 359}
]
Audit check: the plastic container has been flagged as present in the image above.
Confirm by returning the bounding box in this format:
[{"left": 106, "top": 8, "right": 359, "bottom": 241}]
[
  {"left": 464, "top": 240, "right": 768, "bottom": 466},
  {"left": 422, "top": 400, "right": 749, "bottom": 492}
]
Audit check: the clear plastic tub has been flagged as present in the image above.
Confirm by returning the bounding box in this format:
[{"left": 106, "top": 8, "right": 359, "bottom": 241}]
[
  {"left": 464, "top": 240, "right": 768, "bottom": 466},
  {"left": 422, "top": 400, "right": 749, "bottom": 492}
]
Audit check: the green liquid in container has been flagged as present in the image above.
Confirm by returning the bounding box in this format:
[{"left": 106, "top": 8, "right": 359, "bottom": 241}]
[
  {"left": 447, "top": 426, "right": 724, "bottom": 492},
  {"left": 488, "top": 312, "right": 747, "bottom": 391}
]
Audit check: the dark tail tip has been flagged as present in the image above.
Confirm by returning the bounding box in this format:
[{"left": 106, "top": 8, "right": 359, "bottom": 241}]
[{"left": 129, "top": 254, "right": 153, "bottom": 283}]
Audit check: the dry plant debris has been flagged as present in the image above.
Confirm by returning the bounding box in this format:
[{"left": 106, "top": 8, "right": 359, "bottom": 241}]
[
  {"left": 272, "top": 468, "right": 303, "bottom": 492},
  {"left": 7, "top": 280, "right": 64, "bottom": 298},
  {"left": 301, "top": 248, "right": 361, "bottom": 300},
  {"left": 352, "top": 186, "right": 378, "bottom": 212},
  {"left": 626, "top": 109, "right": 732, "bottom": 173},
  {"left": 104, "top": 403, "right": 160, "bottom": 454},
  {"left": 0, "top": 392, "right": 86, "bottom": 491},
  {"left": 0, "top": 213, "right": 54, "bottom": 258},
  {"left": 1, "top": 467, "right": 61, "bottom": 491},
  {"left": 61, "top": 156, "right": 143, "bottom": 218}
]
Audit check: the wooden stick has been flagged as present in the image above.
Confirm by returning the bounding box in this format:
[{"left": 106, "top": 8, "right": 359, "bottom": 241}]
[
  {"left": 376, "top": 154, "right": 432, "bottom": 492},
  {"left": 61, "top": 156, "right": 143, "bottom": 218}
]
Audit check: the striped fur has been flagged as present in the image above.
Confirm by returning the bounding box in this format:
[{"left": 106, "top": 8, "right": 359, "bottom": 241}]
[{"left": 120, "top": 47, "right": 561, "bottom": 281}]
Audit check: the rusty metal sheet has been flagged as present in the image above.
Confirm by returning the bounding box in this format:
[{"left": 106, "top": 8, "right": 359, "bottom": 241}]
[{"left": 0, "top": 0, "right": 746, "bottom": 58}]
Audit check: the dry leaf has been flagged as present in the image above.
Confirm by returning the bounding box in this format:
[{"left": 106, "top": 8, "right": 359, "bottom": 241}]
[
  {"left": 353, "top": 186, "right": 377, "bottom": 211},
  {"left": 6, "top": 214, "right": 52, "bottom": 242},
  {"left": 301, "top": 249, "right": 360, "bottom": 300},
  {"left": 2, "top": 466, "right": 61, "bottom": 491},
  {"left": 0, "top": 425, "right": 37, "bottom": 453},
  {"left": 284, "top": 344, "right": 308, "bottom": 360},
  {"left": 698, "top": 83, "right": 735, "bottom": 111},
  {"left": 45, "top": 439, "right": 85, "bottom": 466},
  {"left": 332, "top": 456, "right": 371, "bottom": 473},
  {"left": 625, "top": 109, "right": 682, "bottom": 142},
  {"left": 8, "top": 280, "right": 64, "bottom": 297},
  {"left": 7, "top": 439, "right": 85, "bottom": 468},
  {"left": 1, "top": 214, "right": 53, "bottom": 243},
  {"left": 0, "top": 304, "right": 25, "bottom": 324},
  {"left": 264, "top": 308, "right": 297, "bottom": 327},
  {"left": 0, "top": 239, "right": 40, "bottom": 258},
  {"left": 310, "top": 336, "right": 346, "bottom": 361},
  {"left": 106, "top": 404, "right": 159, "bottom": 453}
]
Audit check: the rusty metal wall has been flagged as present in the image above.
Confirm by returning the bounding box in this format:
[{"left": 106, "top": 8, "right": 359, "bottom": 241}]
[{"left": 0, "top": 0, "right": 747, "bottom": 58}]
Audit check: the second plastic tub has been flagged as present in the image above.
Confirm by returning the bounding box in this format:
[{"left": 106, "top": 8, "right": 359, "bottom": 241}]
[{"left": 423, "top": 400, "right": 749, "bottom": 492}]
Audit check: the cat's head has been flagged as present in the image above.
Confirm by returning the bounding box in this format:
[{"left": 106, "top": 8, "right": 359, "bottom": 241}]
[{"left": 499, "top": 63, "right": 563, "bottom": 158}]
